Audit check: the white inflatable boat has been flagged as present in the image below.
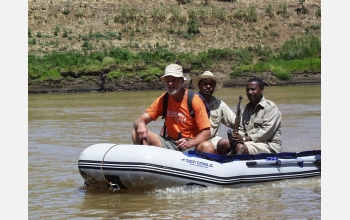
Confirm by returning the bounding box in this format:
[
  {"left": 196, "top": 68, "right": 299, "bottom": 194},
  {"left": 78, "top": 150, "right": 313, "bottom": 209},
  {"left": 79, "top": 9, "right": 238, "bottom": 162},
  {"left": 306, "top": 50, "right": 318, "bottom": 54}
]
[{"left": 78, "top": 144, "right": 321, "bottom": 191}]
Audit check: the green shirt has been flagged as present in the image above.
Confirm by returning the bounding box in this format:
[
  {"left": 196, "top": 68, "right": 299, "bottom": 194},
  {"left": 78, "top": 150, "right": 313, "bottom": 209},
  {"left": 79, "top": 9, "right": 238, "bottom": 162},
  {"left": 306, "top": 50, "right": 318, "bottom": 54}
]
[{"left": 239, "top": 96, "right": 282, "bottom": 153}]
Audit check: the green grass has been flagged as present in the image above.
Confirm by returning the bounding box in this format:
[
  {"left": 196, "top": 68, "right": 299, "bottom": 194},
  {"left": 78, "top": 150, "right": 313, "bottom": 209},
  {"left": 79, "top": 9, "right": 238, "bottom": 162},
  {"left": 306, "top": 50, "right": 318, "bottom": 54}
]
[
  {"left": 230, "top": 58, "right": 320, "bottom": 80},
  {"left": 278, "top": 35, "right": 320, "bottom": 60},
  {"left": 28, "top": 35, "right": 320, "bottom": 82},
  {"left": 234, "top": 6, "right": 257, "bottom": 22}
]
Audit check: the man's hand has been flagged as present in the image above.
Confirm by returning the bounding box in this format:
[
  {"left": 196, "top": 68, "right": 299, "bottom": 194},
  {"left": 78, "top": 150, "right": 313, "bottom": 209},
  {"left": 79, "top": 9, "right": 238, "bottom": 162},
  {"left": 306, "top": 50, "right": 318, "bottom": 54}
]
[
  {"left": 135, "top": 124, "right": 148, "bottom": 142},
  {"left": 176, "top": 138, "right": 192, "bottom": 151},
  {"left": 232, "top": 131, "right": 244, "bottom": 142}
]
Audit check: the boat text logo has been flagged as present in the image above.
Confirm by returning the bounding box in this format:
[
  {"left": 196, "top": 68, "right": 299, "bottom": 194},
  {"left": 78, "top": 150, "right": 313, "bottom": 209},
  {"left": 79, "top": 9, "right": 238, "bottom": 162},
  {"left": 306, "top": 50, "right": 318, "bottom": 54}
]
[{"left": 181, "top": 158, "right": 213, "bottom": 168}]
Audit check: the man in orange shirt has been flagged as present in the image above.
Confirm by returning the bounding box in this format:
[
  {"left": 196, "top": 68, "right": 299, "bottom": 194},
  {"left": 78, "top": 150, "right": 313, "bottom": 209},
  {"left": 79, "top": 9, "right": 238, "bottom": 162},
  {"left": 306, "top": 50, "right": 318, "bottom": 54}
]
[{"left": 131, "top": 63, "right": 211, "bottom": 152}]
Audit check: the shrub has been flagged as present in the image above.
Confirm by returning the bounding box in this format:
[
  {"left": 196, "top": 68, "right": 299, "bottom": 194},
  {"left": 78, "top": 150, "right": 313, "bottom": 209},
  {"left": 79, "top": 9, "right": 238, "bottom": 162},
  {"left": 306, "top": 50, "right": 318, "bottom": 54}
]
[
  {"left": 109, "top": 47, "right": 134, "bottom": 63},
  {"left": 85, "top": 64, "right": 100, "bottom": 72},
  {"left": 276, "top": 3, "right": 289, "bottom": 18},
  {"left": 234, "top": 6, "right": 257, "bottom": 22},
  {"left": 66, "top": 76, "right": 74, "bottom": 81},
  {"left": 310, "top": 23, "right": 321, "bottom": 31},
  {"left": 90, "top": 51, "right": 107, "bottom": 62},
  {"left": 206, "top": 48, "right": 235, "bottom": 61},
  {"left": 101, "top": 57, "right": 116, "bottom": 67},
  {"left": 315, "top": 7, "right": 321, "bottom": 17},
  {"left": 151, "top": 6, "right": 167, "bottom": 23},
  {"left": 212, "top": 7, "right": 226, "bottom": 21},
  {"left": 187, "top": 20, "right": 200, "bottom": 35},
  {"left": 82, "top": 41, "right": 93, "bottom": 50},
  {"left": 299, "top": 5, "right": 309, "bottom": 15},
  {"left": 246, "top": 6, "right": 257, "bottom": 22},
  {"left": 28, "top": 27, "right": 32, "bottom": 38},
  {"left": 265, "top": 4, "right": 274, "bottom": 18},
  {"left": 272, "top": 66, "right": 291, "bottom": 80},
  {"left": 253, "top": 44, "right": 273, "bottom": 61},
  {"left": 234, "top": 48, "right": 253, "bottom": 65},
  {"left": 108, "top": 70, "right": 124, "bottom": 79},
  {"left": 28, "top": 38, "right": 36, "bottom": 45},
  {"left": 62, "top": 29, "right": 68, "bottom": 38},
  {"left": 62, "top": 8, "right": 69, "bottom": 15},
  {"left": 54, "top": 26, "right": 60, "bottom": 36},
  {"left": 229, "top": 67, "right": 244, "bottom": 77},
  {"left": 139, "top": 67, "right": 162, "bottom": 81},
  {"left": 106, "top": 31, "right": 117, "bottom": 39},
  {"left": 278, "top": 35, "right": 321, "bottom": 60},
  {"left": 39, "top": 69, "right": 62, "bottom": 81}
]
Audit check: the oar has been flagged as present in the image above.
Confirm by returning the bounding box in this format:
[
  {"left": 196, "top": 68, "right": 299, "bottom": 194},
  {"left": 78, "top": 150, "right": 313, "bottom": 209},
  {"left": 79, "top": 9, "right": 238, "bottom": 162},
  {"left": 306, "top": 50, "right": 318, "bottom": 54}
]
[{"left": 246, "top": 157, "right": 319, "bottom": 167}]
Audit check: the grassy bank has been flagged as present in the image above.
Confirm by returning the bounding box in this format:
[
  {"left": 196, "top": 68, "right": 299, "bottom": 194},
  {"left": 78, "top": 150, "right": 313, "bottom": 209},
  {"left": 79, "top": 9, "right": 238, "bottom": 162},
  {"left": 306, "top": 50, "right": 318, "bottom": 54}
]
[
  {"left": 28, "top": 0, "right": 321, "bottom": 84},
  {"left": 28, "top": 35, "right": 320, "bottom": 83}
]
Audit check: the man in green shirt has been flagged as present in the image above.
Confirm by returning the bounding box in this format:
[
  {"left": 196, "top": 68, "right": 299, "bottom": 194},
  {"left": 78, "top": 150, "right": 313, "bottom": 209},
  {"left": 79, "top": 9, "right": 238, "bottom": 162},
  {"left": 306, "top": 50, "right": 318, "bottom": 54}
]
[{"left": 217, "top": 77, "right": 282, "bottom": 155}]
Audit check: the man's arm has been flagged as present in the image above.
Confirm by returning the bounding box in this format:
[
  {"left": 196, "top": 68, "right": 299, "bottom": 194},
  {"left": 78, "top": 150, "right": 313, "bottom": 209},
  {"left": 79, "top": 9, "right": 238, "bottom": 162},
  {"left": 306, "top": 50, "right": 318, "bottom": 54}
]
[
  {"left": 190, "top": 128, "right": 211, "bottom": 147},
  {"left": 177, "top": 128, "right": 211, "bottom": 151},
  {"left": 133, "top": 112, "right": 153, "bottom": 141},
  {"left": 220, "top": 101, "right": 236, "bottom": 128}
]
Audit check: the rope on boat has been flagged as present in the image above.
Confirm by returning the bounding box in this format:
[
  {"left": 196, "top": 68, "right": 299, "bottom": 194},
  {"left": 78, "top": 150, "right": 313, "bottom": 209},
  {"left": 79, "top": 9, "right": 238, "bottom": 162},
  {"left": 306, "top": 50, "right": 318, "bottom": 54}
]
[{"left": 101, "top": 144, "right": 119, "bottom": 191}]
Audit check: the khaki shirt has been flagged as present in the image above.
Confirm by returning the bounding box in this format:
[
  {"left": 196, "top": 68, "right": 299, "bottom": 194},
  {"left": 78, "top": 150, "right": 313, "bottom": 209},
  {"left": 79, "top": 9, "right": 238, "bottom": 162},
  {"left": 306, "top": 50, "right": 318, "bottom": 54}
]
[
  {"left": 208, "top": 96, "right": 236, "bottom": 142},
  {"left": 238, "top": 96, "right": 282, "bottom": 153}
]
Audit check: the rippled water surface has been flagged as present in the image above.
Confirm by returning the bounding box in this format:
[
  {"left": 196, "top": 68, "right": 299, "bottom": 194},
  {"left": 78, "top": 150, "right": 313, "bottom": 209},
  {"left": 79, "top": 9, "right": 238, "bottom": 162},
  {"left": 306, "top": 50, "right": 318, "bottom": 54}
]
[{"left": 28, "top": 85, "right": 321, "bottom": 219}]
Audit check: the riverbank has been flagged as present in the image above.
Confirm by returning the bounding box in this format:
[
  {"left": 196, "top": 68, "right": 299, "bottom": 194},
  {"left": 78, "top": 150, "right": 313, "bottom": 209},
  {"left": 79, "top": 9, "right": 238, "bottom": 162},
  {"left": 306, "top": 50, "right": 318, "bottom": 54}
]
[
  {"left": 28, "top": 71, "right": 321, "bottom": 94},
  {"left": 28, "top": 0, "right": 321, "bottom": 94}
]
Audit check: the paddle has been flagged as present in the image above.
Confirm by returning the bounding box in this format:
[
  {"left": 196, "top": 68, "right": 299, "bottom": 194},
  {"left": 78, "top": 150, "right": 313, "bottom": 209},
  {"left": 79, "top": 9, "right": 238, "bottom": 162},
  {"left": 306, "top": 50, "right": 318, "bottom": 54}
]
[{"left": 246, "top": 157, "right": 320, "bottom": 166}]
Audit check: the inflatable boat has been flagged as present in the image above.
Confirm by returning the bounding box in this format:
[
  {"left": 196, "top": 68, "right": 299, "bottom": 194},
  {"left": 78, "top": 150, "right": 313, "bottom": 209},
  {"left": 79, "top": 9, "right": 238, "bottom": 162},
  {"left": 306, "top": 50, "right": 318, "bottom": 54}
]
[{"left": 78, "top": 144, "right": 321, "bottom": 191}]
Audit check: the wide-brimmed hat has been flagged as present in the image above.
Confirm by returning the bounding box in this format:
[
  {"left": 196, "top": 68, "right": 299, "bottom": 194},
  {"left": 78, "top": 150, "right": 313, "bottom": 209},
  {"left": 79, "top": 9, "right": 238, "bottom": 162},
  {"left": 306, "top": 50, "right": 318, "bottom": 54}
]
[
  {"left": 160, "top": 64, "right": 187, "bottom": 81},
  {"left": 192, "top": 71, "right": 223, "bottom": 90}
]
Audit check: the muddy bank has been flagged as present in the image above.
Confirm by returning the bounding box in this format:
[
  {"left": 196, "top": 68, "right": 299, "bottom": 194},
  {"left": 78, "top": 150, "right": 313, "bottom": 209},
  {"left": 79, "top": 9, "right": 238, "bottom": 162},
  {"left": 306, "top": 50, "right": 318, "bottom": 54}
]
[{"left": 28, "top": 72, "right": 321, "bottom": 94}]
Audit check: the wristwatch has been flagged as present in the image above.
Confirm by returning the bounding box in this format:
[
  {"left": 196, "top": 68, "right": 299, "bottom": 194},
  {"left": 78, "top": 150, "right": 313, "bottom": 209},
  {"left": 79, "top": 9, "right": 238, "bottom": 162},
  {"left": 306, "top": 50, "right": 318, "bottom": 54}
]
[{"left": 242, "top": 136, "right": 246, "bottom": 142}]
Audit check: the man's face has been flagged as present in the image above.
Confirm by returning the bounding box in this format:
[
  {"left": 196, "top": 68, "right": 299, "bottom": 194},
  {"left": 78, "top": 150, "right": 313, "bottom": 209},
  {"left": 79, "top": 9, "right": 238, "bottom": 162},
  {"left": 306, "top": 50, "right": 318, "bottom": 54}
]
[
  {"left": 246, "top": 81, "right": 263, "bottom": 104},
  {"left": 164, "top": 76, "right": 184, "bottom": 95},
  {"left": 198, "top": 78, "right": 216, "bottom": 96}
]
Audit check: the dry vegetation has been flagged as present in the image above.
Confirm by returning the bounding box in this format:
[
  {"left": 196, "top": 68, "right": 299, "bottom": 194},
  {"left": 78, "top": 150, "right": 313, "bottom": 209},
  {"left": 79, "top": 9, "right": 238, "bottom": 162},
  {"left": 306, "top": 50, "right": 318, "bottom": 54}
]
[
  {"left": 28, "top": 0, "right": 321, "bottom": 57},
  {"left": 28, "top": 0, "right": 321, "bottom": 93}
]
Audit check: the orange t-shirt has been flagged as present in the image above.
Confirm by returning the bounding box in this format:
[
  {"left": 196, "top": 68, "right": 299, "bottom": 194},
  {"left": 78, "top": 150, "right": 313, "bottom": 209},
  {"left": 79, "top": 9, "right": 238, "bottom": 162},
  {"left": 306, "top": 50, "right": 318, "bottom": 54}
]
[{"left": 146, "top": 89, "right": 210, "bottom": 140}]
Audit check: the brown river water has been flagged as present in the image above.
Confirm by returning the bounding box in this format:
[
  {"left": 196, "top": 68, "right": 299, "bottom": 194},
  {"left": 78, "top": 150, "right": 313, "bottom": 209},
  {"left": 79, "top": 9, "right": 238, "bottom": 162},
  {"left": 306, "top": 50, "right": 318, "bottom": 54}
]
[{"left": 28, "top": 85, "right": 321, "bottom": 219}]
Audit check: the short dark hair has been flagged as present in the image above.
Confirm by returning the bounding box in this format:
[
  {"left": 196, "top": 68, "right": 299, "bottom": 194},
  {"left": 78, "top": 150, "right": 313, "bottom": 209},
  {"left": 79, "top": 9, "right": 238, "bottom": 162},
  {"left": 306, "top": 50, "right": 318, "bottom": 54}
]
[{"left": 248, "top": 77, "right": 264, "bottom": 90}]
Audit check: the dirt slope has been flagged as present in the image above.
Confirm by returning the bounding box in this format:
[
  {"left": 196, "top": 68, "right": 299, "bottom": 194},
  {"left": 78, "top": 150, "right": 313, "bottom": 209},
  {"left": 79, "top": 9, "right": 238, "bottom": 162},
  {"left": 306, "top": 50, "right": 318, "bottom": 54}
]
[{"left": 28, "top": 0, "right": 321, "bottom": 93}]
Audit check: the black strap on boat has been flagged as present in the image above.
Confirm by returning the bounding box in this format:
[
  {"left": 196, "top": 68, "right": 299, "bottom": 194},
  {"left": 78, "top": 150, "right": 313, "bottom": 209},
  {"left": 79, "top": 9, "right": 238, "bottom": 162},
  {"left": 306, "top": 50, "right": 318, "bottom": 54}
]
[{"left": 161, "top": 92, "right": 169, "bottom": 137}]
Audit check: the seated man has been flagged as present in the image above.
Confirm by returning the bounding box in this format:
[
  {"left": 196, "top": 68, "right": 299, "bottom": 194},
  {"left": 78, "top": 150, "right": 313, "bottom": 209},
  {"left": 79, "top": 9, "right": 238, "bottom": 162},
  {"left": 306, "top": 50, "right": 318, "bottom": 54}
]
[
  {"left": 131, "top": 63, "right": 211, "bottom": 152},
  {"left": 217, "top": 77, "right": 282, "bottom": 155},
  {"left": 192, "top": 71, "right": 236, "bottom": 154}
]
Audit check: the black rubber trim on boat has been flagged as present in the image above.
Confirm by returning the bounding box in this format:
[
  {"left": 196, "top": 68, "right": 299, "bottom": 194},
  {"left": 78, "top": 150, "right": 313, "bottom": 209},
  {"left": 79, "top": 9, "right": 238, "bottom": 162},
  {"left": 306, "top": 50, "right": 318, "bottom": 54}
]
[{"left": 186, "top": 182, "right": 207, "bottom": 187}]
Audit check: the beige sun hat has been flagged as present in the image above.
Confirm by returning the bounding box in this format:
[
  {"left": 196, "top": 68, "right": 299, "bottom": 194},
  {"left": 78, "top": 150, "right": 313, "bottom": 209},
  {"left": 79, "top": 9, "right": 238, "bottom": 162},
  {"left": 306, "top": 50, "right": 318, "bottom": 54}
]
[
  {"left": 160, "top": 64, "right": 187, "bottom": 81},
  {"left": 192, "top": 71, "right": 223, "bottom": 90}
]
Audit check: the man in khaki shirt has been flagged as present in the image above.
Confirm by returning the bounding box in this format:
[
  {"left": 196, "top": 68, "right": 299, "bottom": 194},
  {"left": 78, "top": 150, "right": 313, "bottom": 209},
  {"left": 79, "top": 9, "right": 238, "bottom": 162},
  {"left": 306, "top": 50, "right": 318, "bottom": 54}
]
[
  {"left": 193, "top": 71, "right": 236, "bottom": 154},
  {"left": 217, "top": 77, "right": 282, "bottom": 155}
]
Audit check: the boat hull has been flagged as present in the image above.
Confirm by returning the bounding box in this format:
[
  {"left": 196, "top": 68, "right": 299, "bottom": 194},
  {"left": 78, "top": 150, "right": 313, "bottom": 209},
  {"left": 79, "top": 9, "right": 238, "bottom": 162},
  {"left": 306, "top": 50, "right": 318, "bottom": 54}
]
[{"left": 78, "top": 144, "right": 321, "bottom": 190}]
